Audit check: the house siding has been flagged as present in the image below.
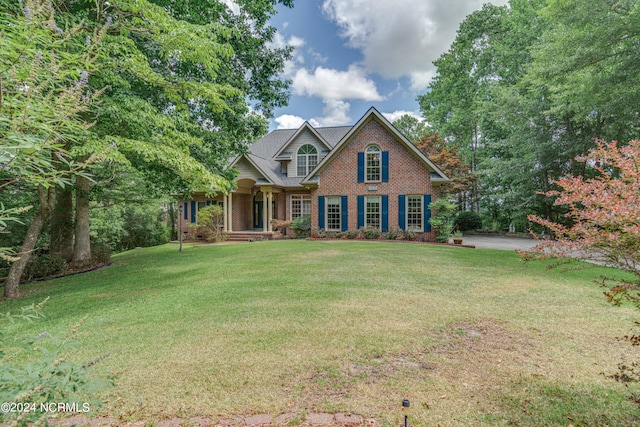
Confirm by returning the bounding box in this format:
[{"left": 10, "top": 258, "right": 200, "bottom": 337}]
[
  {"left": 311, "top": 116, "right": 436, "bottom": 239},
  {"left": 286, "top": 129, "right": 328, "bottom": 177},
  {"left": 236, "top": 158, "right": 264, "bottom": 181}
]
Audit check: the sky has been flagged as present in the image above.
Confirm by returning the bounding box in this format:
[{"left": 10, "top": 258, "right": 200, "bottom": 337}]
[{"left": 266, "top": 0, "right": 509, "bottom": 130}]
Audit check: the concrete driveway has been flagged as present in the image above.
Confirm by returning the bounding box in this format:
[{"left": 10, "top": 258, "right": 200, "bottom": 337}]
[{"left": 459, "top": 235, "right": 538, "bottom": 251}]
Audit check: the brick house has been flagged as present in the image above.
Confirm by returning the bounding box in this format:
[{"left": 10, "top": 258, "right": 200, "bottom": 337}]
[{"left": 179, "top": 107, "right": 449, "bottom": 240}]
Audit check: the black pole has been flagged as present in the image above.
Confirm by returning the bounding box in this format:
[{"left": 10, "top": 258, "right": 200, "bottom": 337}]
[
  {"left": 402, "top": 399, "right": 410, "bottom": 427},
  {"left": 178, "top": 204, "right": 183, "bottom": 252}
]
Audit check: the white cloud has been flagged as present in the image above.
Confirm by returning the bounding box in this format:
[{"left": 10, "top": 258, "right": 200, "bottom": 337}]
[
  {"left": 382, "top": 110, "right": 424, "bottom": 123},
  {"left": 290, "top": 65, "right": 384, "bottom": 125},
  {"left": 274, "top": 114, "right": 321, "bottom": 129},
  {"left": 292, "top": 65, "right": 383, "bottom": 102},
  {"left": 319, "top": 100, "right": 352, "bottom": 126},
  {"left": 275, "top": 114, "right": 305, "bottom": 129},
  {"left": 322, "top": 0, "right": 509, "bottom": 91}
]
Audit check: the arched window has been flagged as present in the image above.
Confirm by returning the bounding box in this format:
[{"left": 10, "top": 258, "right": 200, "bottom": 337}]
[
  {"left": 366, "top": 145, "right": 381, "bottom": 182},
  {"left": 297, "top": 144, "right": 318, "bottom": 176}
]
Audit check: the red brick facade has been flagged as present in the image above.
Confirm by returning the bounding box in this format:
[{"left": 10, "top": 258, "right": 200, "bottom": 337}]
[
  {"left": 310, "top": 117, "right": 439, "bottom": 240},
  {"left": 180, "top": 108, "right": 447, "bottom": 240}
]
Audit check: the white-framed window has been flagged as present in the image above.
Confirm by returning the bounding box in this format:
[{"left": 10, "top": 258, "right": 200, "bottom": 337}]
[
  {"left": 366, "top": 145, "right": 381, "bottom": 182},
  {"left": 365, "top": 196, "right": 381, "bottom": 229},
  {"left": 297, "top": 144, "right": 318, "bottom": 176},
  {"left": 406, "top": 195, "right": 423, "bottom": 231},
  {"left": 291, "top": 194, "right": 311, "bottom": 220},
  {"left": 326, "top": 196, "right": 341, "bottom": 231}
]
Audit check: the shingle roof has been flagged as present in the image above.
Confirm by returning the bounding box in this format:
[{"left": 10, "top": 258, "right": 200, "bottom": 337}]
[
  {"left": 232, "top": 108, "right": 449, "bottom": 188},
  {"left": 237, "top": 126, "right": 352, "bottom": 187}
]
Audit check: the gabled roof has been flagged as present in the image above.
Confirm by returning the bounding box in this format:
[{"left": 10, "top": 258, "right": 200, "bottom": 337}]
[
  {"left": 273, "top": 121, "right": 333, "bottom": 158},
  {"left": 301, "top": 107, "right": 450, "bottom": 184},
  {"left": 230, "top": 125, "right": 351, "bottom": 188}
]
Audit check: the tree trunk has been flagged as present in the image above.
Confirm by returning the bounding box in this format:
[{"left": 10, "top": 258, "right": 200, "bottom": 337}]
[
  {"left": 169, "top": 202, "right": 177, "bottom": 241},
  {"left": 4, "top": 185, "right": 55, "bottom": 299},
  {"left": 71, "top": 174, "right": 92, "bottom": 269},
  {"left": 50, "top": 186, "right": 75, "bottom": 262}
]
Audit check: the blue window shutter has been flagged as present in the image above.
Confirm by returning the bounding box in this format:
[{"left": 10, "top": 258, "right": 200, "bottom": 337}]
[
  {"left": 341, "top": 196, "right": 348, "bottom": 231},
  {"left": 357, "top": 152, "right": 365, "bottom": 183},
  {"left": 382, "top": 151, "right": 389, "bottom": 182},
  {"left": 424, "top": 195, "right": 432, "bottom": 232},
  {"left": 190, "top": 201, "right": 196, "bottom": 223},
  {"left": 398, "top": 195, "right": 406, "bottom": 230},
  {"left": 357, "top": 196, "right": 364, "bottom": 228},
  {"left": 381, "top": 195, "right": 389, "bottom": 232},
  {"left": 318, "top": 196, "right": 325, "bottom": 229},
  {"left": 183, "top": 202, "right": 188, "bottom": 220}
]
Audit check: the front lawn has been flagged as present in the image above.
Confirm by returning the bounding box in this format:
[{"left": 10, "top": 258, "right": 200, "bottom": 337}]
[{"left": 2, "top": 241, "right": 639, "bottom": 426}]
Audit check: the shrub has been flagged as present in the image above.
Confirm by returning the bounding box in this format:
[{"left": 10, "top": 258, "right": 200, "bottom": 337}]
[
  {"left": 195, "top": 205, "right": 226, "bottom": 243},
  {"left": 403, "top": 230, "right": 416, "bottom": 241},
  {"left": 455, "top": 211, "right": 483, "bottom": 231},
  {"left": 429, "top": 198, "right": 458, "bottom": 242},
  {"left": 384, "top": 227, "right": 401, "bottom": 240},
  {"left": 291, "top": 215, "right": 311, "bottom": 238},
  {"left": 362, "top": 227, "right": 382, "bottom": 239},
  {"left": 23, "top": 255, "right": 66, "bottom": 280},
  {"left": 271, "top": 219, "right": 291, "bottom": 235},
  {"left": 345, "top": 229, "right": 360, "bottom": 239},
  {"left": 91, "top": 244, "right": 112, "bottom": 265}
]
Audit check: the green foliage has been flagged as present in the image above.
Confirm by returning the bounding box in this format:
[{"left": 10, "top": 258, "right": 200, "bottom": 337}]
[
  {"left": 392, "top": 115, "right": 431, "bottom": 142},
  {"left": 291, "top": 215, "right": 311, "bottom": 239},
  {"left": 0, "top": 300, "right": 110, "bottom": 427},
  {"left": 22, "top": 254, "right": 66, "bottom": 281},
  {"left": 383, "top": 227, "right": 401, "bottom": 240},
  {"left": 429, "top": 198, "right": 458, "bottom": 242},
  {"left": 455, "top": 211, "right": 483, "bottom": 231},
  {"left": 403, "top": 230, "right": 416, "bottom": 241},
  {"left": 194, "top": 205, "right": 226, "bottom": 243},
  {"left": 361, "top": 227, "right": 382, "bottom": 240},
  {"left": 90, "top": 201, "right": 169, "bottom": 252},
  {"left": 345, "top": 229, "right": 360, "bottom": 239}
]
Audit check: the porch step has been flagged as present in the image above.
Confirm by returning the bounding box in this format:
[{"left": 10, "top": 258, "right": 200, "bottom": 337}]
[{"left": 226, "top": 232, "right": 273, "bottom": 242}]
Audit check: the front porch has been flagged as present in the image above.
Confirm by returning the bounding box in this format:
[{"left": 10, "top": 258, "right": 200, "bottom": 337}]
[
  {"left": 226, "top": 230, "right": 276, "bottom": 242},
  {"left": 221, "top": 183, "right": 288, "bottom": 234}
]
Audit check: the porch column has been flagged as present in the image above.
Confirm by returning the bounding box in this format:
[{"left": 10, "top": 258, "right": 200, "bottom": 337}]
[
  {"left": 267, "top": 191, "right": 273, "bottom": 232},
  {"left": 262, "top": 189, "right": 268, "bottom": 233},
  {"left": 227, "top": 192, "right": 233, "bottom": 232},
  {"left": 223, "top": 194, "right": 228, "bottom": 232}
]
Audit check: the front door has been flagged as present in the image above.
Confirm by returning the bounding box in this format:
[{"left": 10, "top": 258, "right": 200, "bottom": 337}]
[{"left": 253, "top": 200, "right": 263, "bottom": 229}]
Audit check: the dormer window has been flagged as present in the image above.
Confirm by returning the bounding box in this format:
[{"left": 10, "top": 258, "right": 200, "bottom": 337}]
[
  {"left": 297, "top": 144, "right": 318, "bottom": 176},
  {"left": 366, "top": 145, "right": 381, "bottom": 182}
]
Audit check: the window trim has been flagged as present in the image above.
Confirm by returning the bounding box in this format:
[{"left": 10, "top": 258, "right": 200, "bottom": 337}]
[
  {"left": 406, "top": 195, "right": 423, "bottom": 232},
  {"left": 365, "top": 145, "right": 382, "bottom": 183},
  {"left": 325, "top": 196, "right": 342, "bottom": 231},
  {"left": 290, "top": 194, "right": 311, "bottom": 220},
  {"left": 297, "top": 144, "right": 318, "bottom": 177},
  {"left": 365, "top": 195, "right": 381, "bottom": 230}
]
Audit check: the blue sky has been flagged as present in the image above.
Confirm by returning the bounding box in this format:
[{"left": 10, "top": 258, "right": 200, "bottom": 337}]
[{"left": 265, "top": 0, "right": 508, "bottom": 130}]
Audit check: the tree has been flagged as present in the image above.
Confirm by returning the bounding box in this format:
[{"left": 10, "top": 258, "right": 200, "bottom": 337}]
[
  {"left": 392, "top": 114, "right": 431, "bottom": 143},
  {"left": 523, "top": 139, "right": 640, "bottom": 285},
  {"left": 413, "top": 131, "right": 477, "bottom": 203},
  {"left": 418, "top": 4, "right": 510, "bottom": 212},
  {"left": 529, "top": 0, "right": 640, "bottom": 143},
  {"left": 1, "top": 1, "right": 106, "bottom": 298},
  {"left": 49, "top": 0, "right": 294, "bottom": 267}
]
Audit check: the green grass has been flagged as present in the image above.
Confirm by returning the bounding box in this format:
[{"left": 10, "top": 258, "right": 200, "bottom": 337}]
[{"left": 2, "top": 240, "right": 639, "bottom": 426}]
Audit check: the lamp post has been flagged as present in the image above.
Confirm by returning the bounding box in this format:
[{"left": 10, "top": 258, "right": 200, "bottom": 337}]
[
  {"left": 402, "top": 399, "right": 410, "bottom": 427},
  {"left": 178, "top": 203, "right": 183, "bottom": 252}
]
